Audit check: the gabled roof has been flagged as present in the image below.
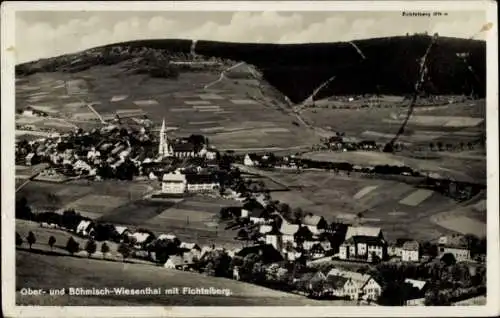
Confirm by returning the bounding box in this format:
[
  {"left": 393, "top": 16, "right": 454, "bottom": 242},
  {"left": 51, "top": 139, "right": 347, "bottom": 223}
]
[
  {"left": 157, "top": 233, "right": 177, "bottom": 241},
  {"left": 130, "top": 232, "right": 152, "bottom": 244},
  {"left": 302, "top": 214, "right": 325, "bottom": 227},
  {"left": 326, "top": 268, "right": 373, "bottom": 288},
  {"left": 179, "top": 242, "right": 200, "bottom": 250},
  {"left": 402, "top": 240, "right": 420, "bottom": 251},
  {"left": 235, "top": 244, "right": 283, "bottom": 263},
  {"left": 280, "top": 222, "right": 300, "bottom": 236},
  {"left": 165, "top": 252, "right": 196, "bottom": 266},
  {"left": 345, "top": 226, "right": 382, "bottom": 240},
  {"left": 325, "top": 275, "right": 350, "bottom": 290},
  {"left": 349, "top": 235, "right": 386, "bottom": 246},
  {"left": 114, "top": 226, "right": 129, "bottom": 235},
  {"left": 405, "top": 278, "right": 427, "bottom": 291},
  {"left": 172, "top": 142, "right": 196, "bottom": 152},
  {"left": 259, "top": 225, "right": 273, "bottom": 234}
]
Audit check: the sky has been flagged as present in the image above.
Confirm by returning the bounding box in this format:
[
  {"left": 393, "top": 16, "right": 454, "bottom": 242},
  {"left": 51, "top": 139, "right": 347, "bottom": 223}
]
[{"left": 15, "top": 10, "right": 487, "bottom": 63}]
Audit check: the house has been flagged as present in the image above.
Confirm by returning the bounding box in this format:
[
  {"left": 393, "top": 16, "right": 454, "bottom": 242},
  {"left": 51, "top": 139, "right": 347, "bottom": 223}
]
[
  {"left": 404, "top": 279, "right": 428, "bottom": 305},
  {"left": 129, "top": 231, "right": 154, "bottom": 248},
  {"left": 185, "top": 173, "right": 219, "bottom": 193},
  {"left": 326, "top": 268, "right": 382, "bottom": 301},
  {"left": 157, "top": 233, "right": 177, "bottom": 241},
  {"left": 171, "top": 142, "right": 200, "bottom": 158},
  {"left": 401, "top": 240, "right": 420, "bottom": 262},
  {"left": 295, "top": 271, "right": 327, "bottom": 292},
  {"left": 279, "top": 222, "right": 300, "bottom": 246},
  {"left": 302, "top": 214, "right": 328, "bottom": 235},
  {"left": 323, "top": 275, "right": 351, "bottom": 297},
  {"left": 309, "top": 242, "right": 328, "bottom": 259},
  {"left": 164, "top": 252, "right": 196, "bottom": 270},
  {"left": 339, "top": 236, "right": 387, "bottom": 262},
  {"left": 439, "top": 245, "right": 471, "bottom": 262},
  {"left": 114, "top": 226, "right": 130, "bottom": 240},
  {"left": 241, "top": 200, "right": 267, "bottom": 224},
  {"left": 438, "top": 235, "right": 471, "bottom": 262},
  {"left": 235, "top": 244, "right": 283, "bottom": 264},
  {"left": 243, "top": 153, "right": 259, "bottom": 166},
  {"left": 161, "top": 170, "right": 187, "bottom": 194},
  {"left": 179, "top": 242, "right": 201, "bottom": 257},
  {"left": 264, "top": 225, "right": 283, "bottom": 251},
  {"left": 25, "top": 153, "right": 40, "bottom": 166},
  {"left": 76, "top": 220, "right": 95, "bottom": 237},
  {"left": 340, "top": 226, "right": 387, "bottom": 262}
]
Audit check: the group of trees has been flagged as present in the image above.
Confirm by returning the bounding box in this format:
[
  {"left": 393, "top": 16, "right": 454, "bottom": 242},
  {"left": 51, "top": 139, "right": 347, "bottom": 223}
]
[{"left": 16, "top": 230, "right": 130, "bottom": 262}]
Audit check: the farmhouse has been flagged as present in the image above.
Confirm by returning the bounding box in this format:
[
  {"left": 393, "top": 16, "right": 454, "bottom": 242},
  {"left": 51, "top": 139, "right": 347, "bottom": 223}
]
[
  {"left": 401, "top": 240, "right": 420, "bottom": 262},
  {"left": 114, "top": 226, "right": 130, "bottom": 240},
  {"left": 129, "top": 231, "right": 154, "bottom": 248},
  {"left": 323, "top": 275, "right": 351, "bottom": 297},
  {"left": 179, "top": 242, "right": 202, "bottom": 257}
]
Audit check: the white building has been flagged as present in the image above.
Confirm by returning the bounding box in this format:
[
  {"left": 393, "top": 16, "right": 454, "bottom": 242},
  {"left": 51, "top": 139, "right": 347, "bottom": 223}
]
[
  {"left": 162, "top": 171, "right": 187, "bottom": 194},
  {"left": 401, "top": 240, "right": 420, "bottom": 262},
  {"left": 243, "top": 154, "right": 256, "bottom": 166}
]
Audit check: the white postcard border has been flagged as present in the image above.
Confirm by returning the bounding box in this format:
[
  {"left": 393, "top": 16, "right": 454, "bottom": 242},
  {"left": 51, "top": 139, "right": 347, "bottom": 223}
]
[{"left": 1, "top": 1, "right": 498, "bottom": 317}]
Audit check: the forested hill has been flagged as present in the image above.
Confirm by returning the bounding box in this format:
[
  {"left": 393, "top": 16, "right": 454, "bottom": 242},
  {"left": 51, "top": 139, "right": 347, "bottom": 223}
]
[{"left": 16, "top": 35, "right": 486, "bottom": 104}]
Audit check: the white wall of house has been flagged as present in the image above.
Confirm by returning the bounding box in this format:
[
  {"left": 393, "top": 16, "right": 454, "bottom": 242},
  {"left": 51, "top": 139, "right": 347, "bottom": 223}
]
[
  {"left": 339, "top": 244, "right": 349, "bottom": 259},
  {"left": 367, "top": 245, "right": 384, "bottom": 259},
  {"left": 362, "top": 278, "right": 382, "bottom": 301},
  {"left": 162, "top": 180, "right": 186, "bottom": 194},
  {"left": 357, "top": 243, "right": 367, "bottom": 255},
  {"left": 440, "top": 247, "right": 471, "bottom": 262},
  {"left": 402, "top": 249, "right": 419, "bottom": 262},
  {"left": 265, "top": 235, "right": 282, "bottom": 251},
  {"left": 343, "top": 279, "right": 360, "bottom": 300}
]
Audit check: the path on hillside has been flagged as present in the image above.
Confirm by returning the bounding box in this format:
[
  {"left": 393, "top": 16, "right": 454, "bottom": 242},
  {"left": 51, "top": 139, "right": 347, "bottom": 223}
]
[{"left": 203, "top": 61, "right": 246, "bottom": 90}]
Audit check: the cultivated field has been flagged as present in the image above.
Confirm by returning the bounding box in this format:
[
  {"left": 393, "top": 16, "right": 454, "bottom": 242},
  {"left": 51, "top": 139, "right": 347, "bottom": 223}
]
[
  {"left": 302, "top": 100, "right": 485, "bottom": 148},
  {"left": 300, "top": 150, "right": 486, "bottom": 184},
  {"left": 265, "top": 170, "right": 483, "bottom": 242},
  {"left": 15, "top": 64, "right": 316, "bottom": 151},
  {"left": 16, "top": 180, "right": 244, "bottom": 249}
]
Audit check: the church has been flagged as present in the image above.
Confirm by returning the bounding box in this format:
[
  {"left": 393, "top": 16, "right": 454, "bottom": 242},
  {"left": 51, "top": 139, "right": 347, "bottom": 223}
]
[{"left": 158, "top": 118, "right": 217, "bottom": 160}]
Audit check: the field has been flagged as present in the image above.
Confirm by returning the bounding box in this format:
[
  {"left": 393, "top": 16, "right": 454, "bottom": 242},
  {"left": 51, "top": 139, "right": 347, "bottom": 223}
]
[
  {"left": 302, "top": 100, "right": 485, "bottom": 149},
  {"left": 300, "top": 150, "right": 486, "bottom": 184},
  {"left": 265, "top": 170, "right": 485, "bottom": 242},
  {"left": 15, "top": 64, "right": 316, "bottom": 151},
  {"left": 16, "top": 249, "right": 354, "bottom": 306},
  {"left": 16, "top": 180, "right": 245, "bottom": 249}
]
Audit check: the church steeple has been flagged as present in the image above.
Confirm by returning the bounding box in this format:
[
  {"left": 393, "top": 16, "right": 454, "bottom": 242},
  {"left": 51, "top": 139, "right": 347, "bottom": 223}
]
[{"left": 158, "top": 118, "right": 172, "bottom": 158}]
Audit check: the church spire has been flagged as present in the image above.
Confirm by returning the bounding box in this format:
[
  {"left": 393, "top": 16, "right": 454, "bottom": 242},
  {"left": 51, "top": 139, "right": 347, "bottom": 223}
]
[{"left": 159, "top": 118, "right": 166, "bottom": 156}]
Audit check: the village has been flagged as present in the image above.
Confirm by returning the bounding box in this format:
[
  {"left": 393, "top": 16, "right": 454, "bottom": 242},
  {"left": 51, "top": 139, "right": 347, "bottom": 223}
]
[{"left": 15, "top": 117, "right": 487, "bottom": 306}]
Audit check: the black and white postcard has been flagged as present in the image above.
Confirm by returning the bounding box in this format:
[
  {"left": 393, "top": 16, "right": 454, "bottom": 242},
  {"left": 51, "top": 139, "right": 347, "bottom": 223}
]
[{"left": 1, "top": 1, "right": 498, "bottom": 317}]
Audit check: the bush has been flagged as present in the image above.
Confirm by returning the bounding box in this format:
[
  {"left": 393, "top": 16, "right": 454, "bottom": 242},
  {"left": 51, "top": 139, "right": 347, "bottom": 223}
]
[{"left": 26, "top": 231, "right": 36, "bottom": 249}]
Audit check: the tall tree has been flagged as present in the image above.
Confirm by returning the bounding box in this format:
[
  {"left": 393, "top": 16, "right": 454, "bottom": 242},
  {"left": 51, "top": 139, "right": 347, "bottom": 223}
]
[
  {"left": 65, "top": 237, "right": 80, "bottom": 256},
  {"left": 85, "top": 239, "right": 97, "bottom": 258},
  {"left": 26, "top": 231, "right": 36, "bottom": 249},
  {"left": 101, "top": 242, "right": 110, "bottom": 259},
  {"left": 117, "top": 243, "right": 131, "bottom": 262},
  {"left": 48, "top": 236, "right": 56, "bottom": 250}
]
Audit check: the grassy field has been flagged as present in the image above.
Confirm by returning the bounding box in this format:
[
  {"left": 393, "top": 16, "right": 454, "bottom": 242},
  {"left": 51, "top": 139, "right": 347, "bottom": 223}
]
[
  {"left": 302, "top": 100, "right": 485, "bottom": 148},
  {"left": 300, "top": 150, "right": 486, "bottom": 184},
  {"left": 15, "top": 63, "right": 317, "bottom": 151},
  {"left": 16, "top": 249, "right": 355, "bottom": 306},
  {"left": 16, "top": 179, "right": 245, "bottom": 249},
  {"left": 266, "top": 170, "right": 482, "bottom": 242}
]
